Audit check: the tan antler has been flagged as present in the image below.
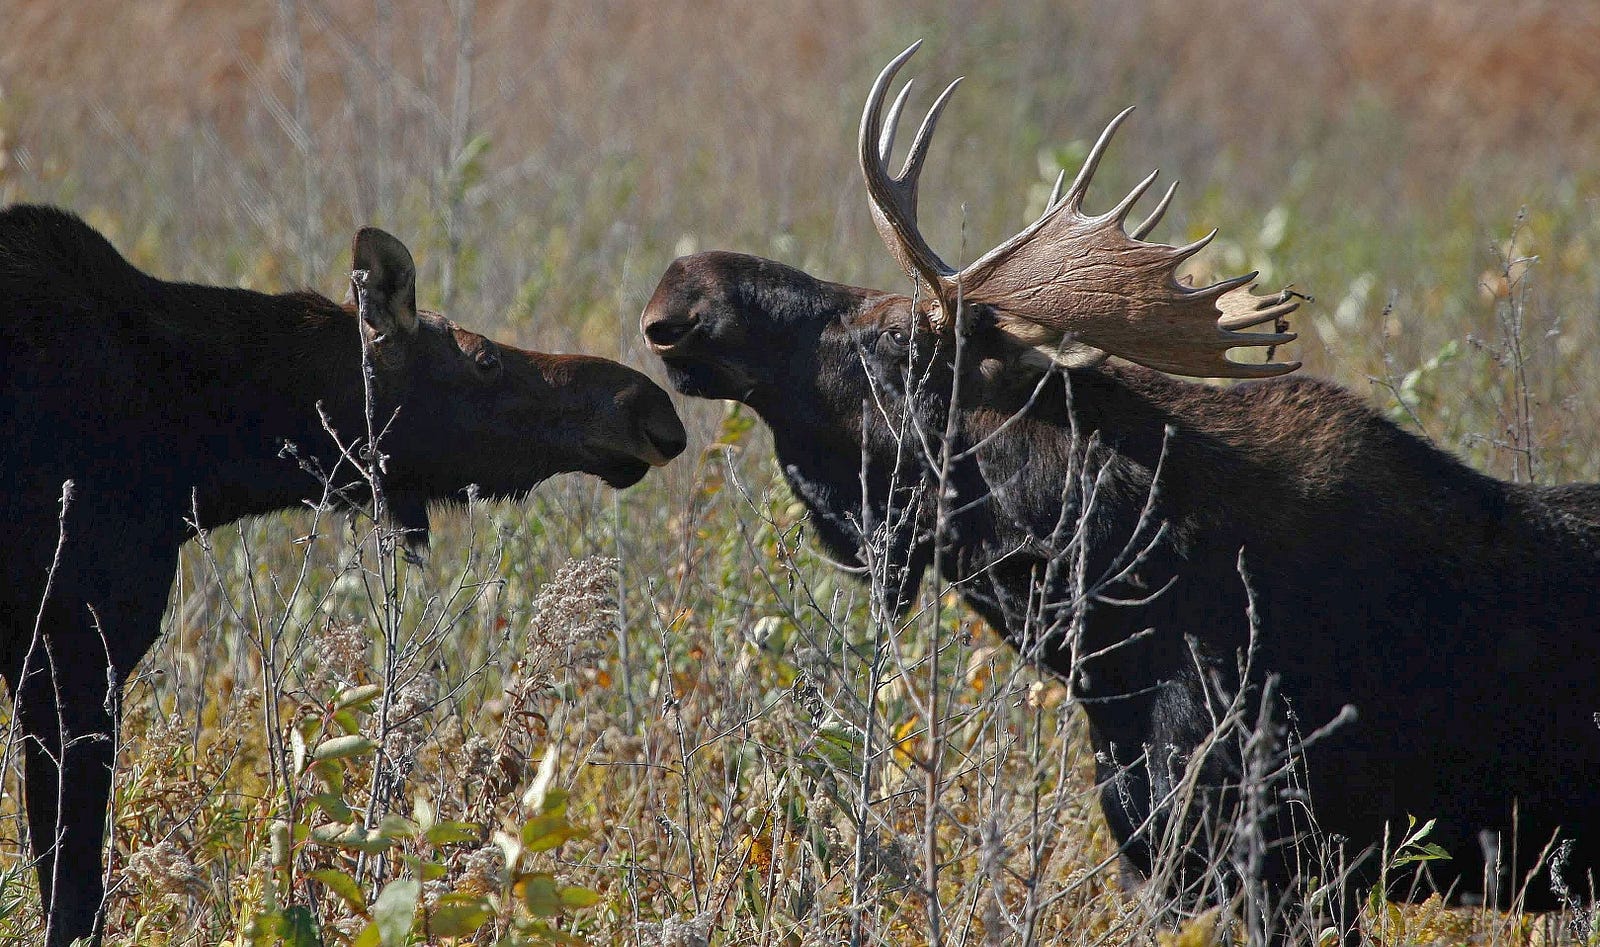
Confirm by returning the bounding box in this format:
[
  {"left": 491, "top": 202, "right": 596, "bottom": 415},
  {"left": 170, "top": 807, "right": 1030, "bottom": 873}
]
[
  {"left": 859, "top": 42, "right": 1301, "bottom": 379},
  {"left": 859, "top": 41, "right": 961, "bottom": 292}
]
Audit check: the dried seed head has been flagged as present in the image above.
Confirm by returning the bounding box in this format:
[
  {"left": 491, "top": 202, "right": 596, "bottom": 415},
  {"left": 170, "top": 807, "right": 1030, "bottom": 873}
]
[
  {"left": 456, "top": 845, "right": 505, "bottom": 896},
  {"left": 308, "top": 619, "right": 370, "bottom": 690},
  {"left": 125, "top": 839, "right": 206, "bottom": 898},
  {"left": 636, "top": 914, "right": 714, "bottom": 947},
  {"left": 528, "top": 556, "right": 620, "bottom": 653},
  {"left": 378, "top": 677, "right": 436, "bottom": 781}
]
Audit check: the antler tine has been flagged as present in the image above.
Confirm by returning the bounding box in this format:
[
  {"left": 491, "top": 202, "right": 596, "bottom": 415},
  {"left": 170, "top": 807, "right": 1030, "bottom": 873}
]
[
  {"left": 1203, "top": 280, "right": 1301, "bottom": 375},
  {"left": 1209, "top": 355, "right": 1302, "bottom": 379},
  {"left": 1189, "top": 270, "right": 1258, "bottom": 300},
  {"left": 862, "top": 43, "right": 916, "bottom": 162},
  {"left": 1130, "top": 180, "right": 1178, "bottom": 240},
  {"left": 1133, "top": 331, "right": 1301, "bottom": 378},
  {"left": 859, "top": 44, "right": 1301, "bottom": 379},
  {"left": 1062, "top": 105, "right": 1136, "bottom": 211},
  {"left": 1222, "top": 326, "right": 1297, "bottom": 347},
  {"left": 1108, "top": 169, "right": 1160, "bottom": 228},
  {"left": 879, "top": 79, "right": 914, "bottom": 164},
  {"left": 1170, "top": 228, "right": 1218, "bottom": 264},
  {"left": 859, "top": 41, "right": 957, "bottom": 290},
  {"left": 899, "top": 76, "right": 963, "bottom": 185},
  {"left": 1218, "top": 287, "right": 1300, "bottom": 331}
]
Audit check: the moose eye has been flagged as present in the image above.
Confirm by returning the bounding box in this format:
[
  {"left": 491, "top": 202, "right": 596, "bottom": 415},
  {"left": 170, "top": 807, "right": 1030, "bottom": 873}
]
[{"left": 878, "top": 325, "right": 911, "bottom": 354}]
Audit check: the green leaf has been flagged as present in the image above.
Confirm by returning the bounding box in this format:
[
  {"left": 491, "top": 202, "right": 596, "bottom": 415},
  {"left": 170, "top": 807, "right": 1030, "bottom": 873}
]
[
  {"left": 307, "top": 868, "right": 368, "bottom": 916},
  {"left": 310, "top": 822, "right": 396, "bottom": 854},
  {"left": 519, "top": 873, "right": 561, "bottom": 916},
  {"left": 538, "top": 787, "right": 570, "bottom": 817},
  {"left": 314, "top": 734, "right": 379, "bottom": 762},
  {"left": 558, "top": 885, "right": 600, "bottom": 908},
  {"left": 1391, "top": 814, "right": 1451, "bottom": 867},
  {"left": 291, "top": 726, "right": 309, "bottom": 776},
  {"left": 424, "top": 820, "right": 481, "bottom": 847},
  {"left": 1392, "top": 842, "right": 1452, "bottom": 868},
  {"left": 246, "top": 909, "right": 279, "bottom": 947},
  {"left": 400, "top": 853, "right": 449, "bottom": 881},
  {"left": 335, "top": 683, "right": 384, "bottom": 711},
  {"left": 742, "top": 868, "right": 767, "bottom": 919},
  {"left": 280, "top": 905, "right": 322, "bottom": 947},
  {"left": 412, "top": 795, "right": 436, "bottom": 832},
  {"left": 810, "top": 725, "right": 864, "bottom": 773},
  {"left": 371, "top": 878, "right": 421, "bottom": 947},
  {"left": 309, "top": 792, "right": 356, "bottom": 823},
  {"left": 319, "top": 760, "right": 346, "bottom": 795},
  {"left": 350, "top": 921, "right": 381, "bottom": 947},
  {"left": 519, "top": 920, "right": 587, "bottom": 945},
  {"left": 309, "top": 822, "right": 352, "bottom": 846},
  {"left": 332, "top": 708, "right": 364, "bottom": 736},
  {"left": 376, "top": 814, "right": 419, "bottom": 841},
  {"left": 427, "top": 895, "right": 494, "bottom": 937},
  {"left": 521, "top": 812, "right": 584, "bottom": 853},
  {"left": 448, "top": 133, "right": 494, "bottom": 199}
]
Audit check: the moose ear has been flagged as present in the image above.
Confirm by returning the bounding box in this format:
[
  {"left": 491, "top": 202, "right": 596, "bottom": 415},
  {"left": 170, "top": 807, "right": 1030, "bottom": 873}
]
[{"left": 351, "top": 227, "right": 419, "bottom": 338}]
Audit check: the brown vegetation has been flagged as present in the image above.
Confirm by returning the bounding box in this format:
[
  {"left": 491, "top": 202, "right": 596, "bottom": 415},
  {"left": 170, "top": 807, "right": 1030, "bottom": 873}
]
[{"left": 2, "top": 2, "right": 1598, "bottom": 944}]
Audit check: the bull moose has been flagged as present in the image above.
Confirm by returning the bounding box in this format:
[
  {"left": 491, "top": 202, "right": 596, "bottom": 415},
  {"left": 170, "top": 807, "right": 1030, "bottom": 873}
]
[
  {"left": 643, "top": 43, "right": 1600, "bottom": 936},
  {"left": 0, "top": 204, "right": 686, "bottom": 946}
]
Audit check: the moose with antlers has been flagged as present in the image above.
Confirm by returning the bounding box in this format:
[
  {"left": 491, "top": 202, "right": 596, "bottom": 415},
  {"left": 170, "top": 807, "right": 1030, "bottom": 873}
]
[
  {"left": 1, "top": 205, "right": 686, "bottom": 946},
  {"left": 644, "top": 42, "right": 1600, "bottom": 934}
]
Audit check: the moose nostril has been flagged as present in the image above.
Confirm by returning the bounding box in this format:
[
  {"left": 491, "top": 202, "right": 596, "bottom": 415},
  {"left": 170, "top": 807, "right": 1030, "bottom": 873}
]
[
  {"left": 644, "top": 314, "right": 699, "bottom": 349},
  {"left": 645, "top": 415, "right": 688, "bottom": 460}
]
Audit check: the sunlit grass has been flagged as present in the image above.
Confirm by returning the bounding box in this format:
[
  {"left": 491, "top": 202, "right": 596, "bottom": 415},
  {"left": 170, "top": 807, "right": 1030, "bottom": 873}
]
[{"left": 3, "top": 3, "right": 1599, "bottom": 944}]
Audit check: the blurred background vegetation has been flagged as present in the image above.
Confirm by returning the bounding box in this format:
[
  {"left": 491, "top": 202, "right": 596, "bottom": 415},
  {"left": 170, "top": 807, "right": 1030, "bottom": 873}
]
[
  {"left": 1, "top": 1, "right": 1596, "bottom": 943},
  {"left": 7, "top": 0, "right": 1599, "bottom": 474}
]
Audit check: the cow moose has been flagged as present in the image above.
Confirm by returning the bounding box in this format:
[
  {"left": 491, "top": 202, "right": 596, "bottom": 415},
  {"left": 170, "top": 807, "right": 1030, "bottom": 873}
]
[
  {"left": 643, "top": 43, "right": 1600, "bottom": 936},
  {"left": 0, "top": 204, "right": 686, "bottom": 946}
]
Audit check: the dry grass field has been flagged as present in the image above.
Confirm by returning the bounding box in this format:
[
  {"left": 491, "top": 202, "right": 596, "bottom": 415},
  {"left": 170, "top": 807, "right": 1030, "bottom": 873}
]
[{"left": 2, "top": 1, "right": 1599, "bottom": 944}]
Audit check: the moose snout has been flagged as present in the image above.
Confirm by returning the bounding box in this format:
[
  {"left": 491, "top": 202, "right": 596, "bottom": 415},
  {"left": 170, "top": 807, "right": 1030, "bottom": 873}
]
[
  {"left": 641, "top": 408, "right": 688, "bottom": 466},
  {"left": 641, "top": 306, "right": 699, "bottom": 352},
  {"left": 623, "top": 381, "right": 688, "bottom": 466}
]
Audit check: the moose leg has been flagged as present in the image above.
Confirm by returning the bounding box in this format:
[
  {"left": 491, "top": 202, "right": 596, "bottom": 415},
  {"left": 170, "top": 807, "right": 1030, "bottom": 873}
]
[
  {"left": 17, "top": 665, "right": 119, "bottom": 947},
  {"left": 11, "top": 530, "right": 171, "bottom": 947}
]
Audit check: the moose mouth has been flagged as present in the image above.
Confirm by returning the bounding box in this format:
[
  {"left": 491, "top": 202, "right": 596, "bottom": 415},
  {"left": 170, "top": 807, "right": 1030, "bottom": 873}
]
[
  {"left": 591, "top": 451, "right": 654, "bottom": 488},
  {"left": 643, "top": 304, "right": 760, "bottom": 403},
  {"left": 590, "top": 431, "right": 686, "bottom": 487},
  {"left": 658, "top": 357, "right": 721, "bottom": 399},
  {"left": 655, "top": 350, "right": 759, "bottom": 403},
  {"left": 582, "top": 415, "right": 685, "bottom": 488}
]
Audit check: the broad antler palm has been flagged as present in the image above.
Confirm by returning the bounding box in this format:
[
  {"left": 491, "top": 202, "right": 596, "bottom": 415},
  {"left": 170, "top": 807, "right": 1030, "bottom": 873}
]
[{"left": 860, "top": 41, "right": 1300, "bottom": 379}]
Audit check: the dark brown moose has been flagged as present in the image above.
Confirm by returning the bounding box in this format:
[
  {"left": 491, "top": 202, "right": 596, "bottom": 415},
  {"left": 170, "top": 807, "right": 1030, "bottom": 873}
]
[
  {"left": 643, "top": 42, "right": 1599, "bottom": 937},
  {"left": 1, "top": 204, "right": 685, "bottom": 946}
]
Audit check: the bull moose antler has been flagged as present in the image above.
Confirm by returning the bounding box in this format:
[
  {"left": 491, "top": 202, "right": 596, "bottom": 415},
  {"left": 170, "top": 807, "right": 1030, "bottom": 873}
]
[{"left": 860, "top": 41, "right": 1301, "bottom": 379}]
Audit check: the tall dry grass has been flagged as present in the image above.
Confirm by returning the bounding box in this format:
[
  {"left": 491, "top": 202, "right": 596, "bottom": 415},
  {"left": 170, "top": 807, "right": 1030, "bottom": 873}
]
[{"left": 1, "top": 2, "right": 1598, "bottom": 944}]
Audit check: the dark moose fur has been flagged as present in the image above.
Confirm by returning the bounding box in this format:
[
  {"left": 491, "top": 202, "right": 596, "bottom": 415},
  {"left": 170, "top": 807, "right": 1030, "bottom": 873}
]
[
  {"left": 643, "top": 250, "right": 1600, "bottom": 928},
  {"left": 0, "top": 204, "right": 685, "bottom": 946}
]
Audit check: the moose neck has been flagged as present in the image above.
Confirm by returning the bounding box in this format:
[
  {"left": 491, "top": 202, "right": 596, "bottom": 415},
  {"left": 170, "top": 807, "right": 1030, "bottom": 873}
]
[
  {"left": 763, "top": 362, "right": 1255, "bottom": 627},
  {"left": 153, "top": 280, "right": 389, "bottom": 533},
  {"left": 764, "top": 411, "right": 875, "bottom": 568},
  {"left": 766, "top": 362, "right": 1187, "bottom": 535}
]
